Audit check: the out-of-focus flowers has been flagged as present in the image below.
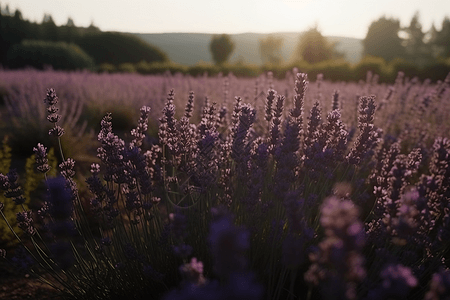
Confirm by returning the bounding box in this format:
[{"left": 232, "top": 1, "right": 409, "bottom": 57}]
[
  {"left": 305, "top": 196, "right": 365, "bottom": 300},
  {"left": 425, "top": 269, "right": 450, "bottom": 300}
]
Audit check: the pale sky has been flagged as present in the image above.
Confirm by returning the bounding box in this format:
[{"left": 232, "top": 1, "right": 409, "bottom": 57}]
[{"left": 3, "top": 0, "right": 450, "bottom": 39}]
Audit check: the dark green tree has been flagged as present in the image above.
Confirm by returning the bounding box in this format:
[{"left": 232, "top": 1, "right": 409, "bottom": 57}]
[
  {"left": 363, "top": 16, "right": 405, "bottom": 62},
  {"left": 259, "top": 34, "right": 284, "bottom": 65},
  {"left": 209, "top": 34, "right": 235, "bottom": 65},
  {"left": 432, "top": 17, "right": 450, "bottom": 58},
  {"left": 41, "top": 13, "right": 59, "bottom": 41},
  {"left": 60, "top": 17, "right": 79, "bottom": 44},
  {"left": 0, "top": 9, "right": 29, "bottom": 63},
  {"left": 75, "top": 31, "right": 168, "bottom": 65},
  {"left": 402, "top": 12, "right": 431, "bottom": 66},
  {"left": 293, "top": 26, "right": 333, "bottom": 64}
]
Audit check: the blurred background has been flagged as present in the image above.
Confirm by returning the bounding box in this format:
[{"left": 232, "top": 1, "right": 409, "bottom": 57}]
[{"left": 0, "top": 0, "right": 449, "bottom": 80}]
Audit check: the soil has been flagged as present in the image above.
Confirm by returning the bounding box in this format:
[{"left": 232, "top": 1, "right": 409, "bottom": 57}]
[{"left": 0, "top": 260, "right": 65, "bottom": 300}]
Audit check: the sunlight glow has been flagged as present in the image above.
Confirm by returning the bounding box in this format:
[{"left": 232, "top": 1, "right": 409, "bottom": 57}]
[{"left": 3, "top": 0, "right": 450, "bottom": 38}]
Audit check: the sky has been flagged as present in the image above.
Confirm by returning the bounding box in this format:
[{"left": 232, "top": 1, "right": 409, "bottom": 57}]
[{"left": 3, "top": 0, "right": 450, "bottom": 39}]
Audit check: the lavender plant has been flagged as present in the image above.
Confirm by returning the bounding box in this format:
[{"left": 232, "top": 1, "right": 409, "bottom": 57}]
[{"left": 0, "top": 69, "right": 449, "bottom": 300}]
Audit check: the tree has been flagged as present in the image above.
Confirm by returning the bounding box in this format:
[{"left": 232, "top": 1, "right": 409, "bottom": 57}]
[
  {"left": 363, "top": 16, "right": 405, "bottom": 62},
  {"left": 293, "top": 26, "right": 333, "bottom": 64},
  {"left": 41, "top": 13, "right": 59, "bottom": 41},
  {"left": 432, "top": 17, "right": 450, "bottom": 58},
  {"left": 402, "top": 12, "right": 431, "bottom": 66},
  {"left": 209, "top": 34, "right": 235, "bottom": 65},
  {"left": 259, "top": 34, "right": 284, "bottom": 65}
]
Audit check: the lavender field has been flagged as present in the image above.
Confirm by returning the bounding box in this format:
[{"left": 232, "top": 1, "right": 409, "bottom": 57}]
[{"left": 0, "top": 68, "right": 450, "bottom": 300}]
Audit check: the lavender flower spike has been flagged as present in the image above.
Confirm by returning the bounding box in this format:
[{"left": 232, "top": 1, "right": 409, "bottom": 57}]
[
  {"left": 33, "top": 143, "right": 51, "bottom": 173},
  {"left": 131, "top": 105, "right": 151, "bottom": 148}
]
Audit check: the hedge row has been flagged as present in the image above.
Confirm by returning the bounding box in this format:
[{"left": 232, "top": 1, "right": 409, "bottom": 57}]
[{"left": 98, "top": 57, "right": 450, "bottom": 83}]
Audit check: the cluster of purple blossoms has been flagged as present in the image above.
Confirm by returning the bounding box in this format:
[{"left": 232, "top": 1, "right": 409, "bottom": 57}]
[
  {"left": 347, "top": 96, "right": 381, "bottom": 165},
  {"left": 44, "top": 88, "right": 64, "bottom": 137},
  {"left": 305, "top": 196, "right": 365, "bottom": 300},
  {"left": 16, "top": 210, "right": 35, "bottom": 236},
  {"left": 366, "top": 264, "right": 418, "bottom": 299},
  {"left": 178, "top": 257, "right": 207, "bottom": 286},
  {"left": 33, "top": 143, "right": 51, "bottom": 173},
  {"left": 169, "top": 212, "right": 192, "bottom": 258},
  {"left": 131, "top": 105, "right": 151, "bottom": 148},
  {"left": 425, "top": 269, "right": 450, "bottom": 300},
  {"left": 1, "top": 169, "right": 25, "bottom": 205}
]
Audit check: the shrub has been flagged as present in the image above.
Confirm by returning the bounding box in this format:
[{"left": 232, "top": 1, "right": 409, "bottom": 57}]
[
  {"left": 420, "top": 60, "right": 450, "bottom": 82},
  {"left": 134, "top": 61, "right": 188, "bottom": 75},
  {"left": 312, "top": 59, "right": 353, "bottom": 82},
  {"left": 75, "top": 31, "right": 168, "bottom": 65},
  {"left": 117, "top": 63, "right": 137, "bottom": 74},
  {"left": 187, "top": 63, "right": 221, "bottom": 76},
  {"left": 0, "top": 137, "right": 57, "bottom": 249},
  {"left": 352, "top": 55, "right": 389, "bottom": 82},
  {"left": 388, "top": 58, "right": 420, "bottom": 81},
  {"left": 6, "top": 40, "right": 95, "bottom": 71},
  {"left": 97, "top": 63, "right": 117, "bottom": 73}
]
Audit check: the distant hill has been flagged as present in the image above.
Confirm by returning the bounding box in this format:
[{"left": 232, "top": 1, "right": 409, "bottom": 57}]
[{"left": 134, "top": 32, "right": 363, "bottom": 66}]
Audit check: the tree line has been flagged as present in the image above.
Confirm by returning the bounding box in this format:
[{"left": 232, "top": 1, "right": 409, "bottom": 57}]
[
  {"left": 1, "top": 4, "right": 449, "bottom": 75},
  {"left": 0, "top": 5, "right": 168, "bottom": 70},
  {"left": 209, "top": 12, "right": 450, "bottom": 68}
]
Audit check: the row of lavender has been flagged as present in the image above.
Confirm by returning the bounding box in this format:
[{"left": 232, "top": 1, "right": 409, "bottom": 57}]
[{"left": 0, "top": 69, "right": 449, "bottom": 299}]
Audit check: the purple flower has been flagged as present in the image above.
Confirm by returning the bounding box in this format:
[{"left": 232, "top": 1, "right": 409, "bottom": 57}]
[
  {"left": 11, "top": 246, "right": 35, "bottom": 272},
  {"left": 184, "top": 91, "right": 195, "bottom": 119},
  {"left": 306, "top": 196, "right": 365, "bottom": 300},
  {"left": 16, "top": 210, "right": 35, "bottom": 235},
  {"left": 209, "top": 213, "right": 249, "bottom": 279},
  {"left": 59, "top": 158, "right": 76, "bottom": 179},
  {"left": 347, "top": 96, "right": 380, "bottom": 165},
  {"left": 179, "top": 257, "right": 207, "bottom": 286},
  {"left": 49, "top": 125, "right": 65, "bottom": 137},
  {"left": 44, "top": 88, "right": 58, "bottom": 106},
  {"left": 44, "top": 89, "right": 64, "bottom": 135},
  {"left": 46, "top": 177, "right": 73, "bottom": 220},
  {"left": 33, "top": 143, "right": 51, "bottom": 173},
  {"left": 231, "top": 103, "right": 256, "bottom": 166},
  {"left": 264, "top": 89, "right": 276, "bottom": 124},
  {"left": 331, "top": 89, "right": 340, "bottom": 111},
  {"left": 425, "top": 269, "right": 450, "bottom": 300},
  {"left": 269, "top": 94, "right": 285, "bottom": 152},
  {"left": 291, "top": 72, "right": 308, "bottom": 120},
  {"left": 379, "top": 264, "right": 418, "bottom": 298},
  {"left": 131, "top": 105, "right": 151, "bottom": 148}
]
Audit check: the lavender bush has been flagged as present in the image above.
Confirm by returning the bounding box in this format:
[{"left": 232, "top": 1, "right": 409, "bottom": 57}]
[{"left": 0, "top": 69, "right": 449, "bottom": 300}]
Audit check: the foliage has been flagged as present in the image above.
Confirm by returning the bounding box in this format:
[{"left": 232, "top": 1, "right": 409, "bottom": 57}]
[
  {"left": 6, "top": 40, "right": 95, "bottom": 71},
  {"left": 430, "top": 17, "right": 450, "bottom": 58},
  {"left": 134, "top": 61, "right": 188, "bottom": 75},
  {"left": 259, "top": 35, "right": 284, "bottom": 65},
  {"left": 401, "top": 12, "right": 433, "bottom": 67},
  {"left": 363, "top": 16, "right": 405, "bottom": 62},
  {"left": 209, "top": 34, "right": 235, "bottom": 65},
  {"left": 353, "top": 56, "right": 389, "bottom": 82},
  {"left": 293, "top": 26, "right": 334, "bottom": 64},
  {"left": 74, "top": 31, "right": 169, "bottom": 65},
  {"left": 0, "top": 137, "right": 29, "bottom": 249},
  {"left": 0, "top": 8, "right": 168, "bottom": 69}
]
